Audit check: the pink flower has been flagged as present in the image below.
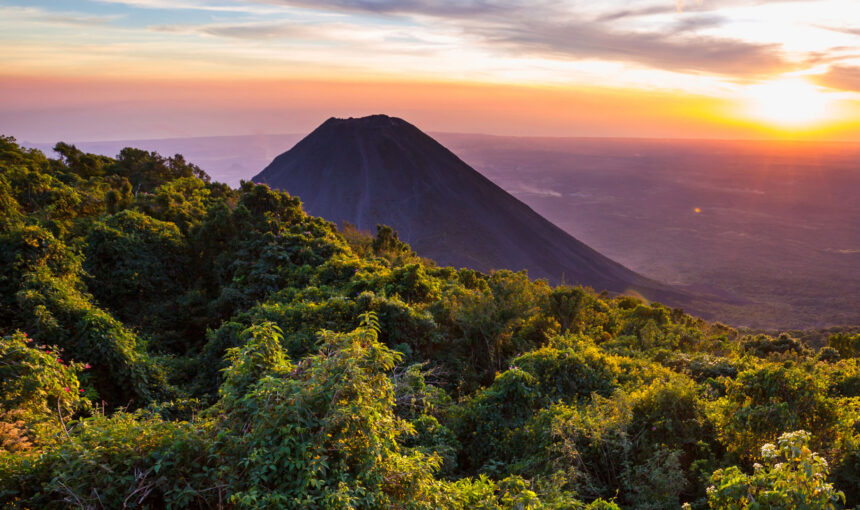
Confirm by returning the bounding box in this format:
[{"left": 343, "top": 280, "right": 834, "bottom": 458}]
[
  {"left": 79, "top": 389, "right": 84, "bottom": 393},
  {"left": 84, "top": 363, "right": 91, "bottom": 370},
  {"left": 64, "top": 387, "right": 70, "bottom": 392},
  {"left": 57, "top": 358, "right": 63, "bottom": 363},
  {"left": 46, "top": 349, "right": 51, "bottom": 354}
]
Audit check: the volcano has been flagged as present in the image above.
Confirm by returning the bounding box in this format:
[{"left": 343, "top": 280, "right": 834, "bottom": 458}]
[{"left": 253, "top": 115, "right": 696, "bottom": 306}]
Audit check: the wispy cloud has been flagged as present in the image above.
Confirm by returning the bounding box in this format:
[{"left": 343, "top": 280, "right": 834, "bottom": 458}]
[
  {"left": 817, "top": 24, "right": 860, "bottom": 37},
  {"left": 259, "top": 0, "right": 520, "bottom": 17},
  {"left": 92, "top": 0, "right": 284, "bottom": 14},
  {"left": 816, "top": 64, "right": 860, "bottom": 92},
  {"left": 595, "top": 6, "right": 679, "bottom": 23},
  {"left": 3, "top": 0, "right": 859, "bottom": 101},
  {"left": 0, "top": 6, "right": 121, "bottom": 26},
  {"left": 190, "top": 0, "right": 790, "bottom": 78},
  {"left": 468, "top": 18, "right": 791, "bottom": 76},
  {"left": 155, "top": 21, "right": 317, "bottom": 40}
]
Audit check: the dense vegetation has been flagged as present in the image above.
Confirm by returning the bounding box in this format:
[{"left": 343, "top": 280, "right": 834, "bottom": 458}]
[{"left": 1, "top": 135, "right": 858, "bottom": 509}]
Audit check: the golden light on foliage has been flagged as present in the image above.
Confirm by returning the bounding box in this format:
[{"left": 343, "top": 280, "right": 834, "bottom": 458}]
[{"left": 744, "top": 78, "right": 834, "bottom": 127}]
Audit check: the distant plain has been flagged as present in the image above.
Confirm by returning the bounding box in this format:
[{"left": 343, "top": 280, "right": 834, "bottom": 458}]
[{"left": 30, "top": 133, "right": 860, "bottom": 329}]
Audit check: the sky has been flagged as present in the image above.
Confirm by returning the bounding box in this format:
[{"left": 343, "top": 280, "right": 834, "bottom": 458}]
[{"left": 2, "top": 0, "right": 860, "bottom": 142}]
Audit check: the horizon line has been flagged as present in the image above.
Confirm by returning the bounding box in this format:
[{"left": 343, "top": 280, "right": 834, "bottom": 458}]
[{"left": 16, "top": 128, "right": 860, "bottom": 147}]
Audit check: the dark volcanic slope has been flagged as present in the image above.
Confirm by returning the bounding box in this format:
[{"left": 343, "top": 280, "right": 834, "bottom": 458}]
[{"left": 253, "top": 115, "right": 693, "bottom": 306}]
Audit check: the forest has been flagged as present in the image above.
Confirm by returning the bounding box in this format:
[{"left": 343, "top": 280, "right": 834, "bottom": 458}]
[{"left": 0, "top": 134, "right": 858, "bottom": 509}]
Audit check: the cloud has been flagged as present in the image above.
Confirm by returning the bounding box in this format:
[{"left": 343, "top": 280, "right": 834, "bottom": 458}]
[
  {"left": 595, "top": 6, "right": 679, "bottom": 23},
  {"left": 134, "top": 0, "right": 802, "bottom": 80},
  {"left": 816, "top": 65, "right": 860, "bottom": 92},
  {"left": 93, "top": 0, "right": 277, "bottom": 13},
  {"left": 0, "top": 6, "right": 120, "bottom": 26},
  {"left": 816, "top": 24, "right": 860, "bottom": 37},
  {"left": 261, "top": 0, "right": 813, "bottom": 18},
  {"left": 200, "top": 23, "right": 308, "bottom": 39},
  {"left": 804, "top": 48, "right": 860, "bottom": 66},
  {"left": 155, "top": 21, "right": 318, "bottom": 39},
  {"left": 467, "top": 17, "right": 790, "bottom": 76},
  {"left": 260, "top": 0, "right": 519, "bottom": 17},
  {"left": 227, "top": 1, "right": 791, "bottom": 78},
  {"left": 670, "top": 14, "right": 729, "bottom": 33}
]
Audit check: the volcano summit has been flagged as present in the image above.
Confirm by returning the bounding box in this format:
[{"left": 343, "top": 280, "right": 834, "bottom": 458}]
[{"left": 253, "top": 115, "right": 695, "bottom": 307}]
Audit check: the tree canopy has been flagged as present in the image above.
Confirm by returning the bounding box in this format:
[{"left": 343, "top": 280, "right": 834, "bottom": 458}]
[{"left": 0, "top": 135, "right": 857, "bottom": 509}]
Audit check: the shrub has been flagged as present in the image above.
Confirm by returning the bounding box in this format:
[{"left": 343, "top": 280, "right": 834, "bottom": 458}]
[
  {"left": 741, "top": 333, "right": 808, "bottom": 358},
  {"left": 707, "top": 430, "right": 844, "bottom": 509},
  {"left": 513, "top": 345, "right": 618, "bottom": 403},
  {"left": 455, "top": 369, "right": 541, "bottom": 473},
  {"left": 713, "top": 365, "right": 837, "bottom": 460},
  {"left": 0, "top": 412, "right": 212, "bottom": 508},
  {"left": 84, "top": 210, "right": 189, "bottom": 326},
  {"left": 829, "top": 333, "right": 860, "bottom": 359},
  {"left": 213, "top": 313, "right": 444, "bottom": 508}
]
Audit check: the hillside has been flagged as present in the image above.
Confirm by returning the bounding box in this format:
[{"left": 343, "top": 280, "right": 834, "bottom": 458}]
[{"left": 1, "top": 135, "right": 858, "bottom": 509}]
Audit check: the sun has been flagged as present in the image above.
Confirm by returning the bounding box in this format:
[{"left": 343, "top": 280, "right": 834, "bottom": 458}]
[{"left": 744, "top": 78, "right": 833, "bottom": 127}]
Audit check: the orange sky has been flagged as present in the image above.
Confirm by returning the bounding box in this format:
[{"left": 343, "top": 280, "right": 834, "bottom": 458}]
[
  {"left": 4, "top": 74, "right": 859, "bottom": 142},
  {"left": 2, "top": 0, "right": 860, "bottom": 142}
]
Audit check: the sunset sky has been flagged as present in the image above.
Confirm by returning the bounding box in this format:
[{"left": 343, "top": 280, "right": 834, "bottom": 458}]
[{"left": 2, "top": 0, "right": 860, "bottom": 142}]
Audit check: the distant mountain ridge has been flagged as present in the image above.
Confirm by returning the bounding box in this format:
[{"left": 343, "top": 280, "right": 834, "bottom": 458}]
[{"left": 253, "top": 114, "right": 696, "bottom": 308}]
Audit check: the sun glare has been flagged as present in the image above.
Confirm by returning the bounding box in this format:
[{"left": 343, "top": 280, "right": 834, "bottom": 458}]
[{"left": 744, "top": 78, "right": 833, "bottom": 127}]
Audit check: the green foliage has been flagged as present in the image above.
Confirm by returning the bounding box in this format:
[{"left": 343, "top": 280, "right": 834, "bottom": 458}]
[
  {"left": 0, "top": 411, "right": 212, "bottom": 508},
  {"left": 548, "top": 285, "right": 593, "bottom": 334},
  {"left": 219, "top": 321, "right": 290, "bottom": 402},
  {"left": 714, "top": 365, "right": 838, "bottom": 460},
  {"left": 829, "top": 332, "right": 860, "bottom": 359},
  {"left": 831, "top": 434, "right": 860, "bottom": 507},
  {"left": 214, "top": 315, "right": 445, "bottom": 508},
  {"left": 546, "top": 378, "right": 712, "bottom": 508},
  {"left": 0, "top": 331, "right": 89, "bottom": 450},
  {"left": 84, "top": 210, "right": 190, "bottom": 333},
  {"left": 707, "top": 430, "right": 844, "bottom": 509},
  {"left": 441, "top": 270, "right": 553, "bottom": 389},
  {"left": 110, "top": 147, "right": 210, "bottom": 192},
  {"left": 548, "top": 395, "right": 632, "bottom": 501},
  {"left": 1, "top": 135, "right": 858, "bottom": 509},
  {"left": 53, "top": 142, "right": 113, "bottom": 179},
  {"left": 513, "top": 344, "right": 619, "bottom": 402},
  {"left": 664, "top": 352, "right": 738, "bottom": 382},
  {"left": 742, "top": 332, "right": 809, "bottom": 358},
  {"left": 440, "top": 473, "right": 607, "bottom": 509},
  {"left": 455, "top": 368, "right": 542, "bottom": 473},
  {"left": 819, "top": 359, "right": 860, "bottom": 398},
  {"left": 13, "top": 266, "right": 170, "bottom": 406},
  {"left": 372, "top": 224, "right": 412, "bottom": 260}
]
